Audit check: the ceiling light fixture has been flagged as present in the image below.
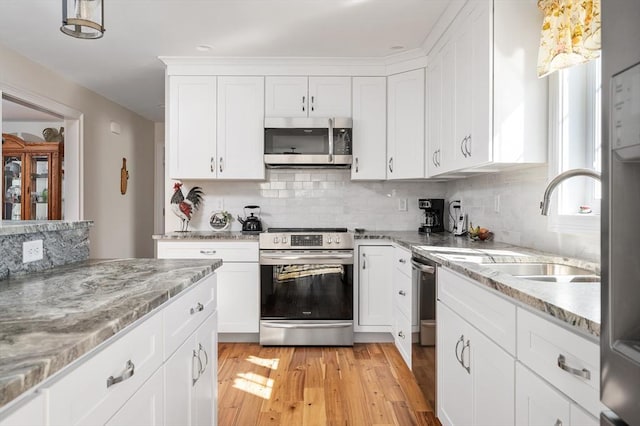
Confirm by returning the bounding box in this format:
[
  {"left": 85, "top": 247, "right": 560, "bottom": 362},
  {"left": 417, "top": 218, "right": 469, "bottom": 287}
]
[
  {"left": 196, "top": 45, "right": 214, "bottom": 52},
  {"left": 391, "top": 45, "right": 405, "bottom": 51},
  {"left": 61, "top": 0, "right": 105, "bottom": 39}
]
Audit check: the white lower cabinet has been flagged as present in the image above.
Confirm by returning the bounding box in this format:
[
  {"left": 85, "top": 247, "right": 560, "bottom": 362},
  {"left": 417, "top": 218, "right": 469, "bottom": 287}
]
[
  {"left": 106, "top": 368, "right": 164, "bottom": 426},
  {"left": 392, "top": 245, "right": 415, "bottom": 368},
  {"left": 516, "top": 363, "right": 598, "bottom": 426},
  {"left": 165, "top": 312, "right": 218, "bottom": 426},
  {"left": 357, "top": 245, "right": 393, "bottom": 327},
  {"left": 0, "top": 393, "right": 45, "bottom": 426},
  {"left": 437, "top": 301, "right": 515, "bottom": 426},
  {"left": 157, "top": 241, "right": 259, "bottom": 334}
]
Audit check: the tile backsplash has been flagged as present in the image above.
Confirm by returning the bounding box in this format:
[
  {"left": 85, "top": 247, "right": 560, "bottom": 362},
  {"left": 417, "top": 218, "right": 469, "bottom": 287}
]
[
  {"left": 167, "top": 165, "right": 599, "bottom": 262},
  {"left": 170, "top": 169, "right": 447, "bottom": 233},
  {"left": 447, "top": 165, "right": 600, "bottom": 262}
]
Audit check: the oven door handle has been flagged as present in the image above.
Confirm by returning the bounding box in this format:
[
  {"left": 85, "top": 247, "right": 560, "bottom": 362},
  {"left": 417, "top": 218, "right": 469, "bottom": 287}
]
[
  {"left": 261, "top": 322, "right": 353, "bottom": 329},
  {"left": 260, "top": 253, "right": 354, "bottom": 265},
  {"left": 411, "top": 259, "right": 436, "bottom": 274}
]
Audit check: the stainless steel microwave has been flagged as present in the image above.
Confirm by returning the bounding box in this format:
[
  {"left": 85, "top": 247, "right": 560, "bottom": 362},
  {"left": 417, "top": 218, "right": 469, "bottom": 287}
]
[{"left": 264, "top": 117, "right": 352, "bottom": 168}]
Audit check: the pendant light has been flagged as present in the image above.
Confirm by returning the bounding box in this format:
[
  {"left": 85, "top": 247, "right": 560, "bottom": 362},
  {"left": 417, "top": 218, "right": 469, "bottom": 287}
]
[{"left": 61, "top": 0, "right": 105, "bottom": 39}]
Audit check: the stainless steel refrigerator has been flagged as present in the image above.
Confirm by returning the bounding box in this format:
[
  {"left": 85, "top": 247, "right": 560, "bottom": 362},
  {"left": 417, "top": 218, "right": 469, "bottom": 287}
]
[{"left": 601, "top": 1, "right": 640, "bottom": 425}]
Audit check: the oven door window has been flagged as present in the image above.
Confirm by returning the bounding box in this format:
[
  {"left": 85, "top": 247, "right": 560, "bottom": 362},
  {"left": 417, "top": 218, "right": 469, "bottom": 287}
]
[
  {"left": 260, "top": 263, "right": 353, "bottom": 320},
  {"left": 264, "top": 128, "right": 329, "bottom": 155}
]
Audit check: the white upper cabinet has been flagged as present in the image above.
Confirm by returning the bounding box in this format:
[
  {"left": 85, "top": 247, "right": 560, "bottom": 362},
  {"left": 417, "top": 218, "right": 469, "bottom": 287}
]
[
  {"left": 351, "top": 77, "right": 387, "bottom": 180},
  {"left": 428, "top": 0, "right": 547, "bottom": 176},
  {"left": 169, "top": 76, "right": 217, "bottom": 179},
  {"left": 265, "top": 76, "right": 351, "bottom": 118},
  {"left": 387, "top": 69, "right": 426, "bottom": 180},
  {"left": 168, "top": 75, "right": 265, "bottom": 180},
  {"left": 217, "top": 76, "right": 265, "bottom": 180}
]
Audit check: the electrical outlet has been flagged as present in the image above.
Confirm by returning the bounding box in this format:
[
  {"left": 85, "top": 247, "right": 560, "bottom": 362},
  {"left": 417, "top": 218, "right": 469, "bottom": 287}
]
[
  {"left": 398, "top": 198, "right": 408, "bottom": 211},
  {"left": 494, "top": 195, "right": 500, "bottom": 213},
  {"left": 23, "top": 240, "right": 43, "bottom": 263}
]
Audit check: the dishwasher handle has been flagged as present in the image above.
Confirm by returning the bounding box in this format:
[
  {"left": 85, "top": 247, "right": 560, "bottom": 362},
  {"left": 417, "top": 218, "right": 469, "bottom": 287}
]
[{"left": 411, "top": 259, "right": 436, "bottom": 274}]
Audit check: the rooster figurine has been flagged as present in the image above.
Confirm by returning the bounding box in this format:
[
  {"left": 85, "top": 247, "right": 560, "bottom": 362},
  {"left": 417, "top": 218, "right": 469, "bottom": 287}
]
[{"left": 170, "top": 182, "right": 204, "bottom": 232}]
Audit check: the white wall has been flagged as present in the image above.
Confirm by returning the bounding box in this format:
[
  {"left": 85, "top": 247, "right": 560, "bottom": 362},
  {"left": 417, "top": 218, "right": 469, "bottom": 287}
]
[
  {"left": 446, "top": 165, "right": 600, "bottom": 262},
  {"left": 165, "top": 169, "right": 447, "bottom": 233},
  {"left": 0, "top": 44, "right": 156, "bottom": 258}
]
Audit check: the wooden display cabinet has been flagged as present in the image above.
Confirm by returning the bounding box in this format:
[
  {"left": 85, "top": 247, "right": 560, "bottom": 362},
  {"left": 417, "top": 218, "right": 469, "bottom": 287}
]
[{"left": 2, "top": 133, "right": 63, "bottom": 220}]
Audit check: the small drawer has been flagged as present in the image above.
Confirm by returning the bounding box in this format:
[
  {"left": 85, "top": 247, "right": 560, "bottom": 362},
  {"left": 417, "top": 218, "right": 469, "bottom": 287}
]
[
  {"left": 438, "top": 267, "right": 516, "bottom": 355},
  {"left": 163, "top": 274, "right": 217, "bottom": 358},
  {"left": 157, "top": 241, "right": 258, "bottom": 262},
  {"left": 393, "top": 269, "right": 412, "bottom": 320},
  {"left": 45, "top": 312, "right": 163, "bottom": 426},
  {"left": 517, "top": 307, "right": 602, "bottom": 418},
  {"left": 393, "top": 306, "right": 412, "bottom": 368},
  {"left": 393, "top": 245, "right": 412, "bottom": 277}
]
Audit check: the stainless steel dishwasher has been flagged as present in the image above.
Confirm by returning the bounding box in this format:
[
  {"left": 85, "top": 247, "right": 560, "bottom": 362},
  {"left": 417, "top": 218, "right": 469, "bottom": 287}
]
[{"left": 411, "top": 255, "right": 436, "bottom": 346}]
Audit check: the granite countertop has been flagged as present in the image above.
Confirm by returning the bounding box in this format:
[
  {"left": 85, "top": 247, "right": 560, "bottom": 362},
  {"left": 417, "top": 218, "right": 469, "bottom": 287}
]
[
  {"left": 356, "top": 231, "right": 600, "bottom": 339},
  {"left": 0, "top": 220, "right": 93, "bottom": 236},
  {"left": 153, "top": 231, "right": 259, "bottom": 241},
  {"left": 0, "top": 258, "right": 222, "bottom": 409}
]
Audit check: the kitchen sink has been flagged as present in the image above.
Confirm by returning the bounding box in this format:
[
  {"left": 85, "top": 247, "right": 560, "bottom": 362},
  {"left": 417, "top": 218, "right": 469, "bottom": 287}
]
[{"left": 485, "top": 263, "right": 599, "bottom": 283}]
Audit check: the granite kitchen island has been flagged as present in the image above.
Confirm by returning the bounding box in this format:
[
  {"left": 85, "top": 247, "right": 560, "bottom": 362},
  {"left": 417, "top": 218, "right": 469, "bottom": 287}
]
[{"left": 0, "top": 258, "right": 222, "bottom": 417}]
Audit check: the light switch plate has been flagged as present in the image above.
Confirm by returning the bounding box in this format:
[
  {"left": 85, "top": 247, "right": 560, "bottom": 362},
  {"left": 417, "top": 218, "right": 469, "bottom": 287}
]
[
  {"left": 398, "top": 198, "right": 408, "bottom": 211},
  {"left": 23, "top": 240, "right": 43, "bottom": 263}
]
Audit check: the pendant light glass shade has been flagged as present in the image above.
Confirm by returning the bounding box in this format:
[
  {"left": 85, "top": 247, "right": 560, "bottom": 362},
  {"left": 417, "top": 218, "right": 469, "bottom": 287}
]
[{"left": 61, "top": 0, "right": 104, "bottom": 39}]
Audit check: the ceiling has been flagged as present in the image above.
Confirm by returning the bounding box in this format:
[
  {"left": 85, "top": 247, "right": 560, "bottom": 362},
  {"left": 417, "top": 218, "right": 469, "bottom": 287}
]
[{"left": 0, "top": 0, "right": 449, "bottom": 122}]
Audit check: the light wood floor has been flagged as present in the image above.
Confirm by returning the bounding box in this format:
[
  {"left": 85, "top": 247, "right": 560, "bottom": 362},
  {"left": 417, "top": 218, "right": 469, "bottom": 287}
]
[{"left": 218, "top": 343, "right": 439, "bottom": 426}]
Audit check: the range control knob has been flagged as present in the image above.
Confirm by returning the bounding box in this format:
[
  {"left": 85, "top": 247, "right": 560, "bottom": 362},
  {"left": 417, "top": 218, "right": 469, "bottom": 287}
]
[
  {"left": 335, "top": 236, "right": 341, "bottom": 244},
  {"left": 273, "top": 237, "right": 279, "bottom": 244},
  {"left": 282, "top": 237, "right": 288, "bottom": 244},
  {"left": 327, "top": 237, "right": 333, "bottom": 244}
]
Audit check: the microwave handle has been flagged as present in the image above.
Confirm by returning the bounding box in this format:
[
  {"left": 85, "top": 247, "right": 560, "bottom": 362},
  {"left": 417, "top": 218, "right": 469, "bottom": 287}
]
[{"left": 328, "top": 117, "right": 334, "bottom": 163}]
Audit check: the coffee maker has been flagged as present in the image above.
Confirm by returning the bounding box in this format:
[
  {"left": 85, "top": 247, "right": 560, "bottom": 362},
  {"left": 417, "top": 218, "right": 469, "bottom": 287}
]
[{"left": 418, "top": 198, "right": 445, "bottom": 234}]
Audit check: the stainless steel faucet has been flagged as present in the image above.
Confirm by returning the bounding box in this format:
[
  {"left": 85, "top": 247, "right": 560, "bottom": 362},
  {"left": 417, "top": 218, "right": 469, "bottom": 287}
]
[{"left": 540, "top": 168, "right": 601, "bottom": 216}]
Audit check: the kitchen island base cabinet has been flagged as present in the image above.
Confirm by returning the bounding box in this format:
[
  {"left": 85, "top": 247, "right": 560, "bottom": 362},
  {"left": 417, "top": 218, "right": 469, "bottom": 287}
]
[{"left": 165, "top": 312, "right": 218, "bottom": 426}]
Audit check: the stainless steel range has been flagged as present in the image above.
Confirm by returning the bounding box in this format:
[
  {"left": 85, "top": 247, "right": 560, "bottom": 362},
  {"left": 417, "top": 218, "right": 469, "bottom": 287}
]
[{"left": 259, "top": 228, "right": 354, "bottom": 346}]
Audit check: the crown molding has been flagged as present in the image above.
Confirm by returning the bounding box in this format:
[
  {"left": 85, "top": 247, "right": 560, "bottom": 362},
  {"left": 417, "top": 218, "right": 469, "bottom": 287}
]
[{"left": 421, "top": 0, "right": 467, "bottom": 55}]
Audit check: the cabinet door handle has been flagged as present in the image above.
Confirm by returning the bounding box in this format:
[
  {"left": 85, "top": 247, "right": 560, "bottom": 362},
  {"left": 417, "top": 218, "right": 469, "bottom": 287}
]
[
  {"left": 466, "top": 134, "right": 472, "bottom": 156},
  {"left": 311, "top": 95, "right": 315, "bottom": 112},
  {"left": 461, "top": 340, "right": 471, "bottom": 374},
  {"left": 362, "top": 253, "right": 366, "bottom": 270},
  {"left": 192, "top": 350, "right": 202, "bottom": 386},
  {"left": 190, "top": 302, "right": 204, "bottom": 315},
  {"left": 398, "top": 290, "right": 406, "bottom": 296},
  {"left": 432, "top": 150, "right": 437, "bottom": 167},
  {"left": 219, "top": 157, "right": 223, "bottom": 173},
  {"left": 199, "top": 250, "right": 217, "bottom": 255},
  {"left": 437, "top": 149, "right": 441, "bottom": 166},
  {"left": 302, "top": 96, "right": 306, "bottom": 112},
  {"left": 398, "top": 331, "right": 406, "bottom": 339},
  {"left": 106, "top": 360, "right": 135, "bottom": 388},
  {"left": 557, "top": 354, "right": 591, "bottom": 380},
  {"left": 388, "top": 157, "right": 393, "bottom": 173},
  {"left": 210, "top": 157, "right": 215, "bottom": 173},
  {"left": 398, "top": 258, "right": 407, "bottom": 264},
  {"left": 455, "top": 335, "right": 464, "bottom": 364},
  {"left": 355, "top": 157, "right": 359, "bottom": 173},
  {"left": 198, "top": 343, "right": 209, "bottom": 374},
  {"left": 461, "top": 137, "right": 468, "bottom": 158}
]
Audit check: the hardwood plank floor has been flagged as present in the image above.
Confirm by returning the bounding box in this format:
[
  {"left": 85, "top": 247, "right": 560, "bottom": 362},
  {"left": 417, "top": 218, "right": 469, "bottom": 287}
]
[{"left": 218, "top": 343, "right": 440, "bottom": 426}]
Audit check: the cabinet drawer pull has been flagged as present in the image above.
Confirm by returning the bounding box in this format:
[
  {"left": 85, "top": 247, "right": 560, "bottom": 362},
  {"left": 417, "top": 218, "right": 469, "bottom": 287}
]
[
  {"left": 398, "top": 258, "right": 407, "bottom": 264},
  {"left": 398, "top": 290, "right": 406, "bottom": 296},
  {"left": 106, "top": 360, "right": 135, "bottom": 388},
  {"left": 192, "top": 350, "right": 202, "bottom": 386},
  {"left": 455, "top": 335, "right": 464, "bottom": 364},
  {"left": 355, "top": 157, "right": 359, "bottom": 173},
  {"left": 198, "top": 343, "right": 209, "bottom": 374},
  {"left": 199, "top": 250, "right": 217, "bottom": 255},
  {"left": 461, "top": 340, "right": 471, "bottom": 374},
  {"left": 190, "top": 302, "right": 204, "bottom": 315},
  {"left": 557, "top": 354, "right": 591, "bottom": 380},
  {"left": 398, "top": 331, "right": 406, "bottom": 339}
]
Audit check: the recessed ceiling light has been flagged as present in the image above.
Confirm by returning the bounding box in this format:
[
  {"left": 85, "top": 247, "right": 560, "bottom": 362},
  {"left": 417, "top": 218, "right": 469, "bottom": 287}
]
[
  {"left": 390, "top": 45, "right": 405, "bottom": 51},
  {"left": 196, "top": 44, "right": 213, "bottom": 52}
]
